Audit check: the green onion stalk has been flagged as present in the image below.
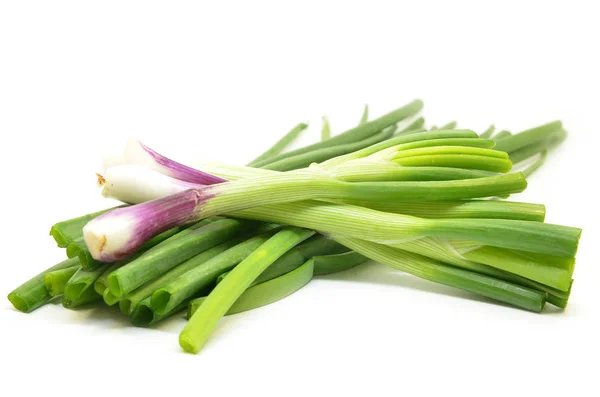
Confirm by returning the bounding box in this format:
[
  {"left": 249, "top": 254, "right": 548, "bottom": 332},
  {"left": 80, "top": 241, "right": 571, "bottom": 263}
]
[
  {"left": 247, "top": 123, "right": 308, "bottom": 166},
  {"left": 493, "top": 130, "right": 512, "bottom": 140},
  {"left": 189, "top": 257, "right": 315, "bottom": 318},
  {"left": 106, "top": 218, "right": 259, "bottom": 297},
  {"left": 180, "top": 227, "right": 315, "bottom": 353},
  {"left": 62, "top": 220, "right": 224, "bottom": 308},
  {"left": 89, "top": 221, "right": 222, "bottom": 306},
  {"left": 249, "top": 99, "right": 424, "bottom": 168},
  {"left": 148, "top": 231, "right": 349, "bottom": 320},
  {"left": 44, "top": 266, "right": 80, "bottom": 297},
  {"left": 479, "top": 125, "right": 495, "bottom": 139},
  {"left": 259, "top": 126, "right": 397, "bottom": 171},
  {"left": 8, "top": 257, "right": 80, "bottom": 313},
  {"left": 493, "top": 121, "right": 566, "bottom": 174},
  {"left": 119, "top": 241, "right": 237, "bottom": 316},
  {"left": 7, "top": 223, "right": 214, "bottom": 313},
  {"left": 333, "top": 237, "right": 548, "bottom": 312},
  {"left": 218, "top": 234, "right": 355, "bottom": 281},
  {"left": 127, "top": 232, "right": 348, "bottom": 327},
  {"left": 395, "top": 117, "right": 426, "bottom": 136},
  {"left": 112, "top": 229, "right": 345, "bottom": 325},
  {"left": 150, "top": 232, "right": 277, "bottom": 316},
  {"left": 62, "top": 265, "right": 108, "bottom": 308}
]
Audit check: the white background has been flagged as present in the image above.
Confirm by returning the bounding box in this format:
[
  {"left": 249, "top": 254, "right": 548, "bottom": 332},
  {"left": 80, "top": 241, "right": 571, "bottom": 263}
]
[{"left": 1, "top": 1, "right": 598, "bottom": 396}]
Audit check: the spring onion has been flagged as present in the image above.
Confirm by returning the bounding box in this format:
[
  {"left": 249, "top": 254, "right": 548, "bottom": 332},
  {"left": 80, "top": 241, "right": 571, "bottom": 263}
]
[
  {"left": 62, "top": 265, "right": 107, "bottom": 308},
  {"left": 106, "top": 218, "right": 255, "bottom": 295},
  {"left": 334, "top": 237, "right": 547, "bottom": 312},
  {"left": 91, "top": 223, "right": 203, "bottom": 295},
  {"left": 313, "top": 251, "right": 369, "bottom": 275},
  {"left": 338, "top": 200, "right": 546, "bottom": 222},
  {"left": 438, "top": 121, "right": 457, "bottom": 130},
  {"left": 250, "top": 99, "right": 423, "bottom": 168},
  {"left": 8, "top": 257, "right": 80, "bottom": 313},
  {"left": 189, "top": 257, "right": 315, "bottom": 318},
  {"left": 64, "top": 287, "right": 101, "bottom": 309},
  {"left": 546, "top": 280, "right": 573, "bottom": 309},
  {"left": 260, "top": 127, "right": 396, "bottom": 171},
  {"left": 131, "top": 297, "right": 191, "bottom": 327},
  {"left": 494, "top": 121, "right": 562, "bottom": 153},
  {"left": 522, "top": 152, "right": 548, "bottom": 177},
  {"left": 151, "top": 233, "right": 276, "bottom": 316},
  {"left": 217, "top": 234, "right": 350, "bottom": 285},
  {"left": 192, "top": 131, "right": 494, "bottom": 182},
  {"left": 480, "top": 125, "right": 495, "bottom": 139},
  {"left": 94, "top": 263, "right": 121, "bottom": 295},
  {"left": 386, "top": 237, "right": 574, "bottom": 299},
  {"left": 509, "top": 129, "right": 566, "bottom": 165},
  {"left": 230, "top": 201, "right": 580, "bottom": 257},
  {"left": 295, "top": 235, "right": 349, "bottom": 257},
  {"left": 247, "top": 123, "right": 308, "bottom": 166},
  {"left": 461, "top": 246, "right": 574, "bottom": 291},
  {"left": 396, "top": 117, "right": 426, "bottom": 135},
  {"left": 44, "top": 266, "right": 79, "bottom": 297},
  {"left": 493, "top": 130, "right": 512, "bottom": 140},
  {"left": 88, "top": 127, "right": 580, "bottom": 309},
  {"left": 86, "top": 169, "right": 528, "bottom": 261},
  {"left": 180, "top": 227, "right": 314, "bottom": 353},
  {"left": 8, "top": 100, "right": 581, "bottom": 356},
  {"left": 103, "top": 289, "right": 120, "bottom": 306},
  {"left": 91, "top": 133, "right": 580, "bottom": 272},
  {"left": 119, "top": 241, "right": 236, "bottom": 315}
]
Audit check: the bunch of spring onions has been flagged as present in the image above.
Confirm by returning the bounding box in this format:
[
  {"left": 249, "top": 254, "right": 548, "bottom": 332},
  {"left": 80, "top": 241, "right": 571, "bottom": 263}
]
[{"left": 8, "top": 99, "right": 580, "bottom": 354}]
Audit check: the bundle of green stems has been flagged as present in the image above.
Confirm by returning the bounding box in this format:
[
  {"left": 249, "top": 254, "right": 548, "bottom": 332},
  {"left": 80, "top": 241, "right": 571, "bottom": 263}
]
[{"left": 8, "top": 100, "right": 578, "bottom": 355}]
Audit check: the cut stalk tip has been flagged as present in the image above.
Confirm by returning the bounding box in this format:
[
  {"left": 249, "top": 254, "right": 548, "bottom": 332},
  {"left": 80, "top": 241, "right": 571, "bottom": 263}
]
[
  {"left": 131, "top": 304, "right": 155, "bottom": 327},
  {"left": 107, "top": 275, "right": 123, "bottom": 297},
  {"left": 151, "top": 290, "right": 171, "bottom": 314},
  {"left": 119, "top": 299, "right": 132, "bottom": 315},
  {"left": 179, "top": 333, "right": 200, "bottom": 354},
  {"left": 7, "top": 292, "right": 28, "bottom": 313}
]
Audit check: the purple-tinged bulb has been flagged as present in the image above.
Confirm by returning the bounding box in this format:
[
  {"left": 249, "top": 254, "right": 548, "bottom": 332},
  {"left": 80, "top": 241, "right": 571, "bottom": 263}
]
[
  {"left": 83, "top": 189, "right": 213, "bottom": 262},
  {"left": 124, "top": 137, "right": 227, "bottom": 185}
]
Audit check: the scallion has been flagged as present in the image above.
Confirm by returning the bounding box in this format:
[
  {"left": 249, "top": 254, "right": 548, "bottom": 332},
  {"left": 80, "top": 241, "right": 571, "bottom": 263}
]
[
  {"left": 106, "top": 218, "right": 255, "bottom": 296},
  {"left": 250, "top": 99, "right": 423, "bottom": 167},
  {"left": 151, "top": 233, "right": 276, "bottom": 316},
  {"left": 247, "top": 123, "right": 308, "bottom": 166},
  {"left": 119, "top": 241, "right": 237, "bottom": 316},
  {"left": 8, "top": 257, "right": 80, "bottom": 313},
  {"left": 180, "top": 227, "right": 314, "bottom": 353},
  {"left": 44, "top": 266, "right": 80, "bottom": 297},
  {"left": 189, "top": 257, "right": 315, "bottom": 318}
]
